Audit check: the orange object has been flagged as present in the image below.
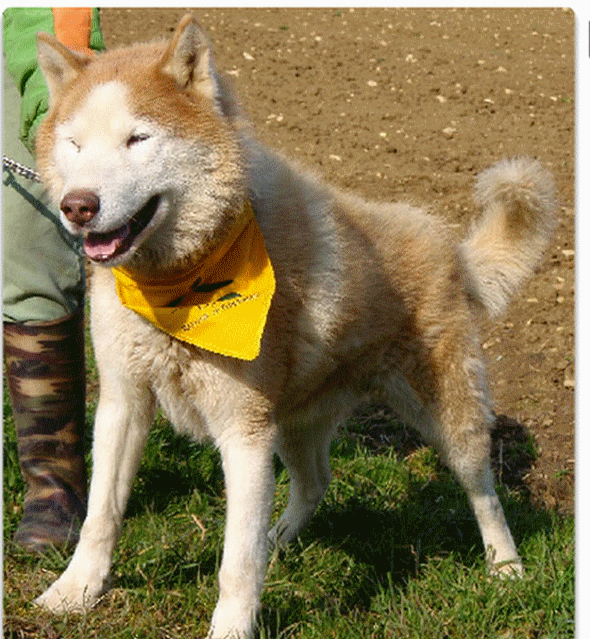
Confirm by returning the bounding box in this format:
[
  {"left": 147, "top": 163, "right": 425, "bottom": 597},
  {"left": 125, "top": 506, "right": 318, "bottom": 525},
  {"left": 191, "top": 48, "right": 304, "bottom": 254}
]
[{"left": 52, "top": 8, "right": 93, "bottom": 53}]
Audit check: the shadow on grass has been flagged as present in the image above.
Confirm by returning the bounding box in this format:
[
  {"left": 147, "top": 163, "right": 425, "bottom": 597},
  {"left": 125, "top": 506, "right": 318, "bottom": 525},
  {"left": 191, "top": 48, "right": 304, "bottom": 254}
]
[{"left": 124, "top": 423, "right": 225, "bottom": 518}]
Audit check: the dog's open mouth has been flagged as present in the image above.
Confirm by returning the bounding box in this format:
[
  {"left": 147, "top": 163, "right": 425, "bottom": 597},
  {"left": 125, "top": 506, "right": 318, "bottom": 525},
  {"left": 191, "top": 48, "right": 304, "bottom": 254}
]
[{"left": 84, "top": 195, "right": 161, "bottom": 263}]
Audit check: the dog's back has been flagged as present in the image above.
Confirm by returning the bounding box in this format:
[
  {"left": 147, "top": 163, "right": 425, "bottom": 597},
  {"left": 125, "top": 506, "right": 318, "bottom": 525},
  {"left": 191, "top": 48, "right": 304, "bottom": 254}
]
[{"left": 243, "top": 141, "right": 556, "bottom": 414}]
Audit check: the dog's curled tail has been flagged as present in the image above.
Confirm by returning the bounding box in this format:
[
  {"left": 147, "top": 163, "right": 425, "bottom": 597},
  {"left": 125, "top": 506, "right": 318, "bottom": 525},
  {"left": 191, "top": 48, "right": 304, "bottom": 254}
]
[{"left": 461, "top": 157, "right": 557, "bottom": 318}]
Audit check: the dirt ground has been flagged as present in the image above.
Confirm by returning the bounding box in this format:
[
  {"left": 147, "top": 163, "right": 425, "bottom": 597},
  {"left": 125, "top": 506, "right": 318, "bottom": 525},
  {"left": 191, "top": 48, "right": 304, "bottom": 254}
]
[{"left": 99, "top": 8, "right": 575, "bottom": 514}]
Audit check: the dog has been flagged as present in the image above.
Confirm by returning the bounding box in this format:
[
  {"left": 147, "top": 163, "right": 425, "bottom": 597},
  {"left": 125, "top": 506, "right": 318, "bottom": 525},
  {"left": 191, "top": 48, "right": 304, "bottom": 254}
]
[{"left": 33, "top": 15, "right": 556, "bottom": 639}]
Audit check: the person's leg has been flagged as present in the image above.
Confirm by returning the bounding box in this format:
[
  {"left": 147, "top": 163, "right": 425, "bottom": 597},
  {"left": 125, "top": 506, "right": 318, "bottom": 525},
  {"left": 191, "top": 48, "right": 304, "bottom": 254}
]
[{"left": 3, "top": 66, "right": 88, "bottom": 551}]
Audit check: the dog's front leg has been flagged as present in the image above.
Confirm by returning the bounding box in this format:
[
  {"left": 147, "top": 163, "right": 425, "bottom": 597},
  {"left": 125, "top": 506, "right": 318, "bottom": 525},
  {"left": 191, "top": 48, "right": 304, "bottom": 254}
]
[
  {"left": 208, "top": 429, "right": 276, "bottom": 639},
  {"left": 34, "top": 381, "right": 154, "bottom": 613}
]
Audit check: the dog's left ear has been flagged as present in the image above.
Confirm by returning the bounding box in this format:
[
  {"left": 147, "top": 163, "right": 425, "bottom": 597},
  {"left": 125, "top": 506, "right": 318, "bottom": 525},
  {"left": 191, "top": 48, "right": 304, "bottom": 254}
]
[
  {"left": 37, "top": 32, "right": 91, "bottom": 106},
  {"left": 160, "top": 15, "right": 220, "bottom": 106}
]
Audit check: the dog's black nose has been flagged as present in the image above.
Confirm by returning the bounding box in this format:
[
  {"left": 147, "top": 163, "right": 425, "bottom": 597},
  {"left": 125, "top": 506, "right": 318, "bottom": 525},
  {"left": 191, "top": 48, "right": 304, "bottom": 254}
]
[{"left": 60, "top": 190, "right": 100, "bottom": 226}]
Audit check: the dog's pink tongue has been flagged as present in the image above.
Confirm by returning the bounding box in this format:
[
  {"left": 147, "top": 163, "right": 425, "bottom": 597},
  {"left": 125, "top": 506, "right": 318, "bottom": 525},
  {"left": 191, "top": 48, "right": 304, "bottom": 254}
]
[{"left": 84, "top": 224, "right": 130, "bottom": 261}]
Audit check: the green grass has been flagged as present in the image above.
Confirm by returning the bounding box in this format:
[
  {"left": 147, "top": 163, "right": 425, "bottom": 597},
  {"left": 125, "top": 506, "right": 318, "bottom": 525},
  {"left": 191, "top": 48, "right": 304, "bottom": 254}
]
[{"left": 3, "top": 371, "right": 574, "bottom": 638}]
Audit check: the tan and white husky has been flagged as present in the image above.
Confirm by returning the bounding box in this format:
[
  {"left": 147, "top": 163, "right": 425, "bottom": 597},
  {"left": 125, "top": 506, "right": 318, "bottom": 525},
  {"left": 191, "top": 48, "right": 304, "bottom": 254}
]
[{"left": 33, "top": 15, "right": 556, "bottom": 639}]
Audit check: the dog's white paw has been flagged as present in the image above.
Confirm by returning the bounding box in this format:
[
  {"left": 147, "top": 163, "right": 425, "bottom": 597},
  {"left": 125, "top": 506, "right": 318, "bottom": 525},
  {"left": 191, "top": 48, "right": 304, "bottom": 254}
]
[
  {"left": 490, "top": 558, "right": 524, "bottom": 579},
  {"left": 269, "top": 500, "right": 317, "bottom": 549},
  {"left": 207, "top": 596, "right": 258, "bottom": 639},
  {"left": 268, "top": 516, "right": 295, "bottom": 550},
  {"left": 34, "top": 568, "right": 108, "bottom": 614},
  {"left": 483, "top": 542, "right": 523, "bottom": 580}
]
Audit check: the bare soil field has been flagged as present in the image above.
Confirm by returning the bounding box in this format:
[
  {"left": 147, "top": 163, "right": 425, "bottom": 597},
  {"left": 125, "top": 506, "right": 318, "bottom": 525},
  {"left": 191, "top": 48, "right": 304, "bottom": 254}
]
[{"left": 100, "top": 7, "right": 575, "bottom": 514}]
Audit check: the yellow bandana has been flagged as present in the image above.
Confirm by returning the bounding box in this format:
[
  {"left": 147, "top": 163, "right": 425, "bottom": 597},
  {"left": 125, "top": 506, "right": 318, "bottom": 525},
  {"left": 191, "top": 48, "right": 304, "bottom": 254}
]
[{"left": 111, "top": 201, "right": 275, "bottom": 360}]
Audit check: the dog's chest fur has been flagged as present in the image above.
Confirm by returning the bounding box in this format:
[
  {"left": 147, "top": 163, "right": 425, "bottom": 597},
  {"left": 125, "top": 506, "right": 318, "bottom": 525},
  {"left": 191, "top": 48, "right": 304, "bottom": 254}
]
[{"left": 90, "top": 267, "right": 261, "bottom": 442}]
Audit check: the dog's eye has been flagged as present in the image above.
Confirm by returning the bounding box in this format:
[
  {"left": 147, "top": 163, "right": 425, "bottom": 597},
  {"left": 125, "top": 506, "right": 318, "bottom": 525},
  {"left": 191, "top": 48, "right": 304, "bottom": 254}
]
[
  {"left": 126, "top": 133, "right": 151, "bottom": 148},
  {"left": 68, "top": 138, "right": 81, "bottom": 152}
]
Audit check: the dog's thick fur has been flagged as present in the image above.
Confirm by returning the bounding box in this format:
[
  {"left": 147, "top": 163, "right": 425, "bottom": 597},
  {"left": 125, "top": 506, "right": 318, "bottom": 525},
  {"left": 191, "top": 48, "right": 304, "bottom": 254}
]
[{"left": 34, "top": 16, "right": 557, "bottom": 639}]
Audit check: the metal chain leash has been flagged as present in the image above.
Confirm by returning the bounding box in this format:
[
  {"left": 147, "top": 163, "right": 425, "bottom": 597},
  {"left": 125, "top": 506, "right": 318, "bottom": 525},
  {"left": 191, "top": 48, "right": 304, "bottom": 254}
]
[{"left": 2, "top": 155, "right": 41, "bottom": 182}]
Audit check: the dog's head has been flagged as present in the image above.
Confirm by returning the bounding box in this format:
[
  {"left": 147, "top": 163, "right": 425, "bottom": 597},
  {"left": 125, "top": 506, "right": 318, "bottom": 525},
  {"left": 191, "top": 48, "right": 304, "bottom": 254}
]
[{"left": 36, "top": 15, "right": 246, "bottom": 272}]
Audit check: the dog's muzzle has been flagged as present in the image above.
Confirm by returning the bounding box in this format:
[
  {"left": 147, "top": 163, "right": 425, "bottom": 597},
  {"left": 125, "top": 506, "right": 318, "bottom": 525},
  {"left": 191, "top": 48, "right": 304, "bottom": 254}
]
[{"left": 60, "top": 190, "right": 161, "bottom": 263}]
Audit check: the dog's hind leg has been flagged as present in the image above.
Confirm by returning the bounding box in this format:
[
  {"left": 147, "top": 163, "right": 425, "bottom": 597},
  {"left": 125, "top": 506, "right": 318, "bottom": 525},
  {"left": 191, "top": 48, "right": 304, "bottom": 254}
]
[
  {"left": 209, "top": 426, "right": 276, "bottom": 639},
  {"left": 443, "top": 349, "right": 522, "bottom": 577},
  {"left": 385, "top": 335, "right": 522, "bottom": 577},
  {"left": 455, "top": 452, "right": 522, "bottom": 577},
  {"left": 269, "top": 419, "right": 334, "bottom": 548},
  {"left": 444, "top": 372, "right": 522, "bottom": 576},
  {"left": 34, "top": 379, "right": 155, "bottom": 612}
]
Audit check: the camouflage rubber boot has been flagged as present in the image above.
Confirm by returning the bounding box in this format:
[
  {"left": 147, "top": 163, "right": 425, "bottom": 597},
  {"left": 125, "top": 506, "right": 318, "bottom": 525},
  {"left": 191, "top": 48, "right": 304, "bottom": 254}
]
[{"left": 3, "top": 312, "right": 88, "bottom": 552}]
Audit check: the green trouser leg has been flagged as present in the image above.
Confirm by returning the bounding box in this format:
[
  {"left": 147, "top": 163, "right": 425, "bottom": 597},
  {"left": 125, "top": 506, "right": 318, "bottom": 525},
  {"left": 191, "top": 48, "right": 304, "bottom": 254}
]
[
  {"left": 3, "top": 63, "right": 86, "bottom": 326},
  {"left": 3, "top": 312, "right": 88, "bottom": 551}
]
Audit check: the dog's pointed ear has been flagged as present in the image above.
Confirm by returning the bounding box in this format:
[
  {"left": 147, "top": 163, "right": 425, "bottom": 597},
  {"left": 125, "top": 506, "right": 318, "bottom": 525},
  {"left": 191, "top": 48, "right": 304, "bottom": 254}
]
[
  {"left": 159, "top": 15, "right": 220, "bottom": 105},
  {"left": 36, "top": 32, "right": 90, "bottom": 105}
]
